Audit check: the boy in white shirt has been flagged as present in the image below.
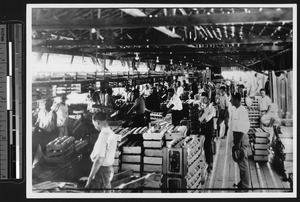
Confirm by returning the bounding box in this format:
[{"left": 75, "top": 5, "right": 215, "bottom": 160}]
[{"left": 85, "top": 112, "right": 118, "bottom": 192}]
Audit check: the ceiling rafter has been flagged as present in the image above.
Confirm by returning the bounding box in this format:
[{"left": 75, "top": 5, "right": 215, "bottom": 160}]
[
  {"left": 120, "top": 8, "right": 182, "bottom": 38},
  {"left": 32, "top": 35, "right": 292, "bottom": 47},
  {"left": 32, "top": 9, "right": 292, "bottom": 31}
]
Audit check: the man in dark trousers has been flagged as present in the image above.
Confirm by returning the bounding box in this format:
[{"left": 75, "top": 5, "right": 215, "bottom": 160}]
[
  {"left": 230, "top": 93, "right": 250, "bottom": 192},
  {"left": 217, "top": 86, "right": 230, "bottom": 139},
  {"left": 163, "top": 88, "right": 183, "bottom": 126},
  {"left": 199, "top": 92, "right": 216, "bottom": 173},
  {"left": 127, "top": 89, "right": 146, "bottom": 127},
  {"left": 191, "top": 79, "right": 198, "bottom": 99}
]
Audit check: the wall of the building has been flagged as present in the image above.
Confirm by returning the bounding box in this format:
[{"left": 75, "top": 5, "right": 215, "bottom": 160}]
[{"left": 272, "top": 70, "right": 293, "bottom": 119}]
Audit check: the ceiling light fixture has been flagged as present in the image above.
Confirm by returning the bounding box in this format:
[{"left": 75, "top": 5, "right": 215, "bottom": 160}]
[{"left": 135, "top": 53, "right": 139, "bottom": 60}]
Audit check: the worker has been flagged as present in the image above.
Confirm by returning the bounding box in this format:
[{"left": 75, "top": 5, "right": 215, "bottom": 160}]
[
  {"left": 217, "top": 86, "right": 230, "bottom": 139},
  {"left": 33, "top": 98, "right": 57, "bottom": 158},
  {"left": 230, "top": 93, "right": 250, "bottom": 192},
  {"left": 258, "top": 88, "right": 272, "bottom": 116},
  {"left": 51, "top": 94, "right": 69, "bottom": 137},
  {"left": 163, "top": 88, "right": 183, "bottom": 126},
  {"left": 191, "top": 79, "right": 198, "bottom": 99},
  {"left": 183, "top": 80, "right": 189, "bottom": 91},
  {"left": 145, "top": 87, "right": 160, "bottom": 112},
  {"left": 85, "top": 112, "right": 117, "bottom": 192},
  {"left": 105, "top": 87, "right": 115, "bottom": 109},
  {"left": 127, "top": 89, "right": 146, "bottom": 127},
  {"left": 199, "top": 92, "right": 216, "bottom": 173},
  {"left": 176, "top": 81, "right": 184, "bottom": 99}
]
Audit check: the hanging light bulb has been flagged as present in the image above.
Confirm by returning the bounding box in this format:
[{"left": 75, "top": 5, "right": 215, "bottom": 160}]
[
  {"left": 156, "top": 56, "right": 159, "bottom": 63},
  {"left": 170, "top": 59, "right": 173, "bottom": 65},
  {"left": 135, "top": 53, "right": 139, "bottom": 60}
]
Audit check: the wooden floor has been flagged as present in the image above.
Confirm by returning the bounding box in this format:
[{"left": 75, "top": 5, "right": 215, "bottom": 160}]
[{"left": 201, "top": 128, "right": 291, "bottom": 193}]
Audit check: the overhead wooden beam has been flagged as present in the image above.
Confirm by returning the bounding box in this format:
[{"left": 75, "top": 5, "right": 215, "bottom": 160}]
[
  {"left": 32, "top": 35, "right": 292, "bottom": 47},
  {"left": 223, "top": 56, "right": 268, "bottom": 75},
  {"left": 120, "top": 8, "right": 181, "bottom": 38},
  {"left": 32, "top": 44, "right": 286, "bottom": 56},
  {"left": 32, "top": 8, "right": 292, "bottom": 31}
]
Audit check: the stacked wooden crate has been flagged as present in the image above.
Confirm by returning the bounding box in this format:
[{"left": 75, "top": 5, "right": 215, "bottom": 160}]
[
  {"left": 162, "top": 135, "right": 206, "bottom": 193},
  {"left": 142, "top": 128, "right": 166, "bottom": 192},
  {"left": 113, "top": 127, "right": 132, "bottom": 174},
  {"left": 188, "top": 104, "right": 200, "bottom": 134},
  {"left": 241, "top": 98, "right": 260, "bottom": 128},
  {"left": 252, "top": 128, "right": 270, "bottom": 162},
  {"left": 120, "top": 127, "right": 148, "bottom": 177},
  {"left": 165, "top": 126, "right": 188, "bottom": 147},
  {"left": 54, "top": 83, "right": 81, "bottom": 95},
  {"left": 279, "top": 126, "right": 293, "bottom": 182},
  {"left": 150, "top": 112, "right": 164, "bottom": 121},
  {"left": 184, "top": 135, "right": 207, "bottom": 192}
]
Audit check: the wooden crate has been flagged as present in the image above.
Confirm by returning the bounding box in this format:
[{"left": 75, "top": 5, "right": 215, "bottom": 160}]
[
  {"left": 143, "top": 140, "right": 163, "bottom": 148},
  {"left": 254, "top": 144, "right": 269, "bottom": 150},
  {"left": 253, "top": 155, "right": 269, "bottom": 162},
  {"left": 143, "top": 132, "right": 165, "bottom": 140},
  {"left": 144, "top": 149, "right": 163, "bottom": 157},
  {"left": 254, "top": 150, "right": 269, "bottom": 156},
  {"left": 122, "top": 155, "right": 141, "bottom": 163},
  {"left": 123, "top": 146, "right": 142, "bottom": 154},
  {"left": 144, "top": 156, "right": 162, "bottom": 165},
  {"left": 121, "top": 163, "right": 141, "bottom": 172},
  {"left": 255, "top": 137, "right": 270, "bottom": 144}
]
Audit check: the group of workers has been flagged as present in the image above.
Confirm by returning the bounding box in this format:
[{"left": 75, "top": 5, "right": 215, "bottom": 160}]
[{"left": 32, "top": 76, "right": 277, "bottom": 192}]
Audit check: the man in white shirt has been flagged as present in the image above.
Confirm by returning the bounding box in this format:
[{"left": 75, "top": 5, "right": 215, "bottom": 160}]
[
  {"left": 163, "top": 88, "right": 183, "bottom": 126},
  {"left": 258, "top": 88, "right": 272, "bottom": 115},
  {"left": 217, "top": 86, "right": 230, "bottom": 139},
  {"left": 51, "top": 94, "right": 68, "bottom": 137},
  {"left": 176, "top": 81, "right": 184, "bottom": 99},
  {"left": 85, "top": 112, "right": 118, "bottom": 192},
  {"left": 230, "top": 93, "right": 250, "bottom": 192}
]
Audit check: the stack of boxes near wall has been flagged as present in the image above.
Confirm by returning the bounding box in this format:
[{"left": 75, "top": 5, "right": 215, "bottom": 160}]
[
  {"left": 165, "top": 125, "right": 188, "bottom": 147},
  {"left": 188, "top": 103, "right": 200, "bottom": 135},
  {"left": 113, "top": 127, "right": 132, "bottom": 174},
  {"left": 252, "top": 128, "right": 271, "bottom": 162},
  {"left": 184, "top": 135, "right": 206, "bottom": 193},
  {"left": 241, "top": 98, "right": 260, "bottom": 145},
  {"left": 279, "top": 126, "right": 293, "bottom": 179},
  {"left": 113, "top": 128, "right": 125, "bottom": 174},
  {"left": 161, "top": 135, "right": 206, "bottom": 193},
  {"left": 120, "top": 126, "right": 148, "bottom": 178},
  {"left": 142, "top": 126, "right": 167, "bottom": 192},
  {"left": 54, "top": 84, "right": 81, "bottom": 95}
]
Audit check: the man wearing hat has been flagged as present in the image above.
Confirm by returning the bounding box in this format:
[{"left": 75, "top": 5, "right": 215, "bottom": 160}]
[
  {"left": 199, "top": 92, "right": 216, "bottom": 173},
  {"left": 230, "top": 93, "right": 250, "bottom": 191},
  {"left": 85, "top": 112, "right": 118, "bottom": 192}
]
